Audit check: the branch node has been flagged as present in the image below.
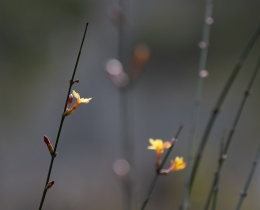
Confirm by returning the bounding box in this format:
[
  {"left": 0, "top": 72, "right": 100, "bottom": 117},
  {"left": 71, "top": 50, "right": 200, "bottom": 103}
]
[
  {"left": 171, "top": 138, "right": 177, "bottom": 144},
  {"left": 205, "top": 17, "right": 214, "bottom": 25},
  {"left": 253, "top": 159, "right": 258, "bottom": 165},
  {"left": 70, "top": 79, "right": 80, "bottom": 85},
  {"left": 245, "top": 89, "right": 251, "bottom": 96},
  {"left": 213, "top": 107, "right": 220, "bottom": 115},
  {"left": 198, "top": 41, "right": 208, "bottom": 49},
  {"left": 213, "top": 185, "right": 219, "bottom": 191},
  {"left": 51, "top": 152, "right": 58, "bottom": 158},
  {"left": 240, "top": 190, "right": 248, "bottom": 197},
  {"left": 221, "top": 154, "right": 227, "bottom": 161}
]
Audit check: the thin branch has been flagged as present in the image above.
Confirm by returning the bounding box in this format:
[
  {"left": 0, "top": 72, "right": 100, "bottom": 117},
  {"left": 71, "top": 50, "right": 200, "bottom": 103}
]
[
  {"left": 211, "top": 130, "right": 225, "bottom": 210},
  {"left": 180, "top": 0, "right": 213, "bottom": 209},
  {"left": 140, "top": 125, "right": 183, "bottom": 210},
  {"left": 235, "top": 144, "right": 260, "bottom": 210},
  {"left": 202, "top": 55, "right": 260, "bottom": 210},
  {"left": 38, "top": 22, "right": 89, "bottom": 210},
  {"left": 117, "top": 0, "right": 134, "bottom": 208},
  {"left": 189, "top": 20, "right": 260, "bottom": 195}
]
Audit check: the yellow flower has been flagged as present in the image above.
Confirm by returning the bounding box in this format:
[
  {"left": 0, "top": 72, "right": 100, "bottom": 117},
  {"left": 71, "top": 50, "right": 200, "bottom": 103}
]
[
  {"left": 63, "top": 90, "right": 92, "bottom": 116},
  {"left": 170, "top": 156, "right": 186, "bottom": 171},
  {"left": 160, "top": 157, "right": 186, "bottom": 174},
  {"left": 148, "top": 138, "right": 171, "bottom": 158}
]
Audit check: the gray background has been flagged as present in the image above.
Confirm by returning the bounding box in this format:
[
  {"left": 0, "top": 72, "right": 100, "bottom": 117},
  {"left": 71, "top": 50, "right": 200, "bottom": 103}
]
[{"left": 1, "top": 0, "right": 260, "bottom": 209}]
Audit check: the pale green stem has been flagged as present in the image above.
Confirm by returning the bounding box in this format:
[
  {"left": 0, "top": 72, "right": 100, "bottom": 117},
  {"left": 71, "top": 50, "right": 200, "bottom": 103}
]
[
  {"left": 180, "top": 0, "right": 214, "bottom": 209},
  {"left": 203, "top": 55, "right": 260, "bottom": 210},
  {"left": 235, "top": 145, "right": 260, "bottom": 210},
  {"left": 189, "top": 20, "right": 260, "bottom": 195}
]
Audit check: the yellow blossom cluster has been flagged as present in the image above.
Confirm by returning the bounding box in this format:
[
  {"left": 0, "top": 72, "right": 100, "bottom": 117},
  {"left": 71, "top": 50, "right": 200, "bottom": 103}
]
[{"left": 148, "top": 138, "right": 186, "bottom": 174}]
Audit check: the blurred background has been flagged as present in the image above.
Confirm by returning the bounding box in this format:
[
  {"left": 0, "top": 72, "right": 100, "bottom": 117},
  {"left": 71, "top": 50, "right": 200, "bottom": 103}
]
[{"left": 1, "top": 0, "right": 260, "bottom": 209}]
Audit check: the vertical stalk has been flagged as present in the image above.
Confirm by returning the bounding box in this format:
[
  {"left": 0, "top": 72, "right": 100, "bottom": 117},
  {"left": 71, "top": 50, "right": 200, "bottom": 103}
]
[
  {"left": 181, "top": 0, "right": 214, "bottom": 209},
  {"left": 235, "top": 145, "right": 260, "bottom": 210},
  {"left": 202, "top": 55, "right": 260, "bottom": 210},
  {"left": 117, "top": 0, "right": 134, "bottom": 209},
  {"left": 119, "top": 86, "right": 133, "bottom": 210},
  {"left": 189, "top": 20, "right": 260, "bottom": 195},
  {"left": 38, "top": 22, "right": 89, "bottom": 210},
  {"left": 211, "top": 130, "right": 225, "bottom": 210},
  {"left": 140, "top": 125, "right": 183, "bottom": 210}
]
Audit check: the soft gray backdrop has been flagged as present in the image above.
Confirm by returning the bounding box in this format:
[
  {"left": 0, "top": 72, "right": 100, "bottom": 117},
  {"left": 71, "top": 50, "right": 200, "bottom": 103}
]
[{"left": 1, "top": 0, "right": 260, "bottom": 209}]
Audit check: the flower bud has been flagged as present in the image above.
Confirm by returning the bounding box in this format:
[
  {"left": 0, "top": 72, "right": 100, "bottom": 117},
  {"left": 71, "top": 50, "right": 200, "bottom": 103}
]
[
  {"left": 45, "top": 181, "right": 54, "bottom": 190},
  {"left": 66, "top": 94, "right": 74, "bottom": 109},
  {"left": 44, "top": 135, "right": 54, "bottom": 154}
]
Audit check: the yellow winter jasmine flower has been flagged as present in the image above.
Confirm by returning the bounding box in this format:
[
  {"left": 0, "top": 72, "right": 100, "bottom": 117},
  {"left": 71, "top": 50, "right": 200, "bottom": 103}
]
[
  {"left": 63, "top": 90, "right": 92, "bottom": 116},
  {"left": 160, "top": 156, "right": 186, "bottom": 174},
  {"left": 170, "top": 156, "right": 186, "bottom": 171},
  {"left": 148, "top": 138, "right": 171, "bottom": 158},
  {"left": 148, "top": 138, "right": 171, "bottom": 170}
]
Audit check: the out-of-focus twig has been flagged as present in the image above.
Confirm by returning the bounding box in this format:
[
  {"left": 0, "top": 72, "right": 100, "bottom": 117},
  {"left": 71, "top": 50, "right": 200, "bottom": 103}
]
[
  {"left": 180, "top": 0, "right": 213, "bottom": 209},
  {"left": 203, "top": 54, "right": 260, "bottom": 210},
  {"left": 188, "top": 20, "right": 260, "bottom": 197},
  {"left": 235, "top": 144, "right": 260, "bottom": 210}
]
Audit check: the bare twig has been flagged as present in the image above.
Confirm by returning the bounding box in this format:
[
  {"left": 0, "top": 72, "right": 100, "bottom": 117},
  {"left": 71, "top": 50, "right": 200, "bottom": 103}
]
[
  {"left": 188, "top": 20, "right": 260, "bottom": 196},
  {"left": 203, "top": 54, "right": 260, "bottom": 210},
  {"left": 235, "top": 144, "right": 260, "bottom": 210},
  {"left": 180, "top": 0, "right": 214, "bottom": 209},
  {"left": 38, "top": 22, "right": 89, "bottom": 210}
]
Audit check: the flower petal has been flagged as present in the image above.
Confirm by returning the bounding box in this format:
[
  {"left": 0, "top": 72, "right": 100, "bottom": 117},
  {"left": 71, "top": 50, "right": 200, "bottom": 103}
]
[
  {"left": 163, "top": 141, "right": 172, "bottom": 149},
  {"left": 154, "top": 139, "right": 163, "bottom": 148},
  {"left": 149, "top": 138, "right": 155, "bottom": 146},
  {"left": 72, "top": 90, "right": 80, "bottom": 100},
  {"left": 79, "top": 98, "right": 92, "bottom": 104},
  {"left": 174, "top": 156, "right": 186, "bottom": 171},
  {"left": 147, "top": 146, "right": 156, "bottom": 150}
]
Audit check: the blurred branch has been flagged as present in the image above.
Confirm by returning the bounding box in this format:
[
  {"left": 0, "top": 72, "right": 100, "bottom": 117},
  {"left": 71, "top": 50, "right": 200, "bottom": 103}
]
[
  {"left": 181, "top": 0, "right": 213, "bottom": 209},
  {"left": 108, "top": 2, "right": 150, "bottom": 210},
  {"left": 203, "top": 54, "right": 260, "bottom": 210},
  {"left": 38, "top": 22, "right": 89, "bottom": 210},
  {"left": 235, "top": 144, "right": 260, "bottom": 210},
  {"left": 211, "top": 130, "right": 225, "bottom": 210},
  {"left": 109, "top": 1, "right": 134, "bottom": 209},
  {"left": 189, "top": 19, "right": 260, "bottom": 195}
]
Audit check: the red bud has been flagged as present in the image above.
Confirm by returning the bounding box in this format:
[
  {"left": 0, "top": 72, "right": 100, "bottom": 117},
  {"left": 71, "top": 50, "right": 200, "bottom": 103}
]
[
  {"left": 44, "top": 136, "right": 54, "bottom": 154},
  {"left": 44, "top": 136, "right": 50, "bottom": 145},
  {"left": 46, "top": 181, "right": 55, "bottom": 190},
  {"left": 66, "top": 94, "right": 74, "bottom": 108}
]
